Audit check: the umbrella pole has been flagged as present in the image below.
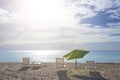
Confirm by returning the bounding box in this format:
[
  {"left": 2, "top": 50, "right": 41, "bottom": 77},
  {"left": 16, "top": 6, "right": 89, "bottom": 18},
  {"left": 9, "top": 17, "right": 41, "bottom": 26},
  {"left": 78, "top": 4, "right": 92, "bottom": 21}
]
[{"left": 75, "top": 59, "right": 77, "bottom": 70}]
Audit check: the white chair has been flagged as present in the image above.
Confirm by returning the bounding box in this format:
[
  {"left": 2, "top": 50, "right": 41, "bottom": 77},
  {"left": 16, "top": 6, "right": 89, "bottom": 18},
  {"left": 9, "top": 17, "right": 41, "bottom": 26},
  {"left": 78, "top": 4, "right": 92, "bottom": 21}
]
[
  {"left": 23, "top": 57, "right": 30, "bottom": 65},
  {"left": 56, "top": 58, "right": 64, "bottom": 68},
  {"left": 86, "top": 61, "right": 96, "bottom": 70}
]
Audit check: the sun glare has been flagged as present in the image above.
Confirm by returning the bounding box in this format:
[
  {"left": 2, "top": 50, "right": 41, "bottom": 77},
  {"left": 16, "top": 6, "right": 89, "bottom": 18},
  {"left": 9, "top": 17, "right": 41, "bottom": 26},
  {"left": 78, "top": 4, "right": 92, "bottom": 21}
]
[{"left": 19, "top": 0, "right": 69, "bottom": 27}]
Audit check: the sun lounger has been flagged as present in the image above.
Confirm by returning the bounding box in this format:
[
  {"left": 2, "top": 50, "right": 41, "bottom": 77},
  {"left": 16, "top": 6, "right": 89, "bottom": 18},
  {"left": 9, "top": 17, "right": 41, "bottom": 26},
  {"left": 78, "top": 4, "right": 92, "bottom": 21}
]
[
  {"left": 23, "top": 57, "right": 30, "bottom": 65},
  {"left": 56, "top": 58, "right": 64, "bottom": 69},
  {"left": 31, "top": 61, "right": 42, "bottom": 67},
  {"left": 86, "top": 61, "right": 96, "bottom": 71}
]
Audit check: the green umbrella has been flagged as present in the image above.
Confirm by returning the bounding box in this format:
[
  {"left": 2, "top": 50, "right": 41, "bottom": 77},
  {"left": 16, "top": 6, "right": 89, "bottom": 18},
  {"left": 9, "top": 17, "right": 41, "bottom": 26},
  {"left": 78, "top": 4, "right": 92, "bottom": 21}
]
[{"left": 63, "top": 49, "right": 89, "bottom": 70}]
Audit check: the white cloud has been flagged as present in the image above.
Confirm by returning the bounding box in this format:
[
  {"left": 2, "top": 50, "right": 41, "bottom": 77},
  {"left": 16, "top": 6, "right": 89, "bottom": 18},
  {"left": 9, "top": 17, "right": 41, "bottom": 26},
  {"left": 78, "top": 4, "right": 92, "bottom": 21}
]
[
  {"left": 68, "top": 0, "right": 120, "bottom": 19},
  {"left": 0, "top": 8, "right": 10, "bottom": 23},
  {"left": 107, "top": 22, "right": 120, "bottom": 28},
  {"left": 107, "top": 7, "right": 120, "bottom": 19},
  {"left": 0, "top": 0, "right": 120, "bottom": 49},
  {"left": 74, "top": 0, "right": 118, "bottom": 11},
  {"left": 1, "top": 22, "right": 120, "bottom": 46}
]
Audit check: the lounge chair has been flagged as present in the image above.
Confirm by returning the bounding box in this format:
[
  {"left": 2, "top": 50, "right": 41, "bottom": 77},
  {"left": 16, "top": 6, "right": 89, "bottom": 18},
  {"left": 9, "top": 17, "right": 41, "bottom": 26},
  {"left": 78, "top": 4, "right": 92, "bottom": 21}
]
[
  {"left": 23, "top": 57, "right": 30, "bottom": 65},
  {"left": 31, "top": 61, "right": 42, "bottom": 67},
  {"left": 86, "top": 61, "right": 96, "bottom": 71},
  {"left": 56, "top": 58, "right": 64, "bottom": 68}
]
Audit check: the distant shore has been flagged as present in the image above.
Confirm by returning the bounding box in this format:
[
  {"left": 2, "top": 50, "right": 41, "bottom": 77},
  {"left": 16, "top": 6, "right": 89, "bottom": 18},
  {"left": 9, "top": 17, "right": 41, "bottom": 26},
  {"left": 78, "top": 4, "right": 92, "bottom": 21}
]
[{"left": 0, "top": 62, "right": 120, "bottom": 80}]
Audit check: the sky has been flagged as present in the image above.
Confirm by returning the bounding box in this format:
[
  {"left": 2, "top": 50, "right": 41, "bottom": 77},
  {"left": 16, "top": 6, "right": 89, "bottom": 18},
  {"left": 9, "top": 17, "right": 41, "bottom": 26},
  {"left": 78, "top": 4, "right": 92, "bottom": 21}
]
[{"left": 0, "top": 0, "right": 120, "bottom": 50}]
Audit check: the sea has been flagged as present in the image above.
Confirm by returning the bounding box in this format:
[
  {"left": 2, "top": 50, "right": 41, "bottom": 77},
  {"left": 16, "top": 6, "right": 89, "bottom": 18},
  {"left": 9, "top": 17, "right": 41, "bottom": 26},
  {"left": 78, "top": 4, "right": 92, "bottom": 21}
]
[{"left": 0, "top": 50, "right": 120, "bottom": 63}]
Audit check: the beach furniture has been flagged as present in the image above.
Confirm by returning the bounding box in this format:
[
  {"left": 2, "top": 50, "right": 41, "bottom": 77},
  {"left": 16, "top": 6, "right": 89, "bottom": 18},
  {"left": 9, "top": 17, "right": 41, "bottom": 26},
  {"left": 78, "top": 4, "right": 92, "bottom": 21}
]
[
  {"left": 56, "top": 58, "right": 64, "bottom": 68},
  {"left": 23, "top": 57, "right": 30, "bottom": 65},
  {"left": 63, "top": 49, "right": 89, "bottom": 70},
  {"left": 31, "top": 61, "right": 43, "bottom": 67},
  {"left": 31, "top": 61, "right": 42, "bottom": 65},
  {"left": 86, "top": 61, "right": 96, "bottom": 70}
]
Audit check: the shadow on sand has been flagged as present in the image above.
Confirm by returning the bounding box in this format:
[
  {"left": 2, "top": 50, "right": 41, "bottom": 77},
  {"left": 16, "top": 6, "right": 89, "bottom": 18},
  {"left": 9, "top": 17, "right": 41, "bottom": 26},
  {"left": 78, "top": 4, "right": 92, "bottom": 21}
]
[
  {"left": 18, "top": 66, "right": 30, "bottom": 71},
  {"left": 72, "top": 71, "right": 107, "bottom": 80},
  {"left": 57, "top": 70, "right": 71, "bottom": 80},
  {"left": 31, "top": 66, "right": 41, "bottom": 70}
]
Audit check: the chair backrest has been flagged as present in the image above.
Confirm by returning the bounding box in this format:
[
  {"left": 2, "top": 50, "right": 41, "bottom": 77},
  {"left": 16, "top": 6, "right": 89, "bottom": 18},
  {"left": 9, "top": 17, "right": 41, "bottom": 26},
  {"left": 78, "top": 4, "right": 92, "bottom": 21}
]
[
  {"left": 56, "top": 58, "right": 64, "bottom": 68},
  {"left": 86, "top": 61, "right": 96, "bottom": 70},
  {"left": 23, "top": 57, "right": 30, "bottom": 65}
]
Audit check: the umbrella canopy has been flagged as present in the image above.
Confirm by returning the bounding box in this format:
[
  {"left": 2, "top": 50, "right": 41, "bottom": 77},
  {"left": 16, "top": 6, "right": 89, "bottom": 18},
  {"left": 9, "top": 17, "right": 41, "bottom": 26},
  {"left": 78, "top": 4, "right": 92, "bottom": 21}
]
[
  {"left": 64, "top": 49, "right": 89, "bottom": 60},
  {"left": 63, "top": 49, "right": 89, "bottom": 70}
]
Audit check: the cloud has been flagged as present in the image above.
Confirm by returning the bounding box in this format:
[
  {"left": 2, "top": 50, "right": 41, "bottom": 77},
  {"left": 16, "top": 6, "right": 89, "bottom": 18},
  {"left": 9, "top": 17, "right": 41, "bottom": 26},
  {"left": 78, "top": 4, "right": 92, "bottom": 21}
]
[
  {"left": 75, "top": 0, "right": 120, "bottom": 11},
  {"left": 107, "top": 7, "right": 120, "bottom": 19},
  {"left": 107, "top": 22, "right": 120, "bottom": 28},
  {"left": 0, "top": 0, "right": 120, "bottom": 50},
  {"left": 0, "top": 8, "right": 10, "bottom": 23},
  {"left": 1, "top": 22, "right": 119, "bottom": 46},
  {"left": 69, "top": 0, "right": 120, "bottom": 19}
]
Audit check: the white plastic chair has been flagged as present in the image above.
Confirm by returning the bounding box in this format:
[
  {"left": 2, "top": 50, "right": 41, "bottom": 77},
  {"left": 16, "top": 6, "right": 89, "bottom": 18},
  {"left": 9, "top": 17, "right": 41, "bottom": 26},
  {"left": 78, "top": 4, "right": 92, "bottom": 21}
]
[
  {"left": 23, "top": 57, "right": 30, "bottom": 65},
  {"left": 86, "top": 61, "right": 96, "bottom": 71},
  {"left": 56, "top": 58, "right": 64, "bottom": 68}
]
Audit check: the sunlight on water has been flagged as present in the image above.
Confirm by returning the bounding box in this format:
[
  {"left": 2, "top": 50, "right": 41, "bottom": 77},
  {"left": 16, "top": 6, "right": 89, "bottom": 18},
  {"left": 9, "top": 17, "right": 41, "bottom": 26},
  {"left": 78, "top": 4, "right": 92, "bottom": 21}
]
[{"left": 16, "top": 50, "right": 68, "bottom": 62}]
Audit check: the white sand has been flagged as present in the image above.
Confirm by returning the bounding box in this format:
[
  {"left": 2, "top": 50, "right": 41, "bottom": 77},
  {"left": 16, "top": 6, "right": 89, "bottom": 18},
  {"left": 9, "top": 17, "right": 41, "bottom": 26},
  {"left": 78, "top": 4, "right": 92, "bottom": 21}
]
[{"left": 0, "top": 62, "right": 120, "bottom": 80}]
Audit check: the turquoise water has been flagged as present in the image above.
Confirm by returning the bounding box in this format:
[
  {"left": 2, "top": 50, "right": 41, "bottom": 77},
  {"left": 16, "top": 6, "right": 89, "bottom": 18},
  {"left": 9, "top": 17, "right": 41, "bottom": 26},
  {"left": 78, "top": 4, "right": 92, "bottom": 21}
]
[{"left": 0, "top": 50, "right": 120, "bottom": 63}]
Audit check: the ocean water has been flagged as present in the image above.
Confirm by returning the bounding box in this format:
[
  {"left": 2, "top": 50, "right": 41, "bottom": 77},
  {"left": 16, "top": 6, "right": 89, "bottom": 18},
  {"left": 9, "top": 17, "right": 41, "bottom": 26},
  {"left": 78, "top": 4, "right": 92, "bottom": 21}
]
[{"left": 0, "top": 50, "right": 120, "bottom": 63}]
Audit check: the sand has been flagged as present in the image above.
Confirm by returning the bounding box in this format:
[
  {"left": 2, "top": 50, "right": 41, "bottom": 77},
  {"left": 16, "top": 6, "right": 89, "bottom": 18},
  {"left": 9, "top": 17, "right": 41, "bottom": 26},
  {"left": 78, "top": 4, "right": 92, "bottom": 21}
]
[
  {"left": 0, "top": 62, "right": 58, "bottom": 80},
  {"left": 0, "top": 62, "right": 120, "bottom": 80}
]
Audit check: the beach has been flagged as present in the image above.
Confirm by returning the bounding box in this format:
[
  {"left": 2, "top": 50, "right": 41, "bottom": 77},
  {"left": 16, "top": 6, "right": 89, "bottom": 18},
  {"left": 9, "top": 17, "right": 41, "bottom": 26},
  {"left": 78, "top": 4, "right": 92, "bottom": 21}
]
[
  {"left": 0, "top": 62, "right": 120, "bottom": 80},
  {"left": 0, "top": 62, "right": 58, "bottom": 80}
]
